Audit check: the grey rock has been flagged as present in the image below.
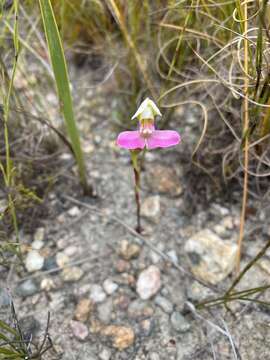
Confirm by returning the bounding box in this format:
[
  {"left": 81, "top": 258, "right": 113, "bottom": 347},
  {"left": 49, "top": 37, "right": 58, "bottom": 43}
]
[
  {"left": 42, "top": 256, "right": 57, "bottom": 272},
  {"left": 0, "top": 288, "right": 10, "bottom": 307},
  {"left": 97, "top": 298, "right": 113, "bottom": 324},
  {"left": 170, "top": 312, "right": 190, "bottom": 333},
  {"left": 128, "top": 299, "right": 154, "bottom": 319},
  {"left": 184, "top": 229, "right": 237, "bottom": 284},
  {"left": 19, "top": 315, "right": 41, "bottom": 341},
  {"left": 16, "top": 279, "right": 39, "bottom": 297},
  {"left": 155, "top": 295, "right": 174, "bottom": 314}
]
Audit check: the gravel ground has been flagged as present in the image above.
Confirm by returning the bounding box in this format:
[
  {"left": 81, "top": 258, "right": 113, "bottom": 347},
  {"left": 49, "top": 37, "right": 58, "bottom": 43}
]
[{"left": 2, "top": 62, "right": 270, "bottom": 360}]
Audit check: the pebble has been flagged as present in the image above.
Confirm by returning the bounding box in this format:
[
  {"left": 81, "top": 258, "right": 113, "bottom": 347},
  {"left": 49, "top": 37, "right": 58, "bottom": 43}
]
[
  {"left": 187, "top": 283, "right": 212, "bottom": 304},
  {"left": 114, "top": 295, "right": 130, "bottom": 311},
  {"left": 141, "top": 196, "right": 161, "bottom": 221},
  {"left": 90, "top": 284, "right": 106, "bottom": 303},
  {"left": 146, "top": 164, "right": 182, "bottom": 196},
  {"left": 211, "top": 203, "right": 229, "bottom": 217},
  {"left": 42, "top": 256, "right": 57, "bottom": 272},
  {"left": 222, "top": 216, "right": 234, "bottom": 230},
  {"left": 103, "top": 279, "right": 118, "bottom": 295},
  {"left": 136, "top": 265, "right": 161, "bottom": 300},
  {"left": 170, "top": 312, "right": 191, "bottom": 333},
  {"left": 102, "top": 325, "right": 135, "bottom": 350},
  {"left": 68, "top": 206, "right": 81, "bottom": 217},
  {"left": 89, "top": 319, "right": 104, "bottom": 334},
  {"left": 114, "top": 259, "right": 131, "bottom": 273},
  {"left": 166, "top": 250, "right": 178, "bottom": 264},
  {"left": 149, "top": 353, "right": 160, "bottom": 360},
  {"left": 70, "top": 320, "right": 89, "bottom": 341},
  {"left": 128, "top": 299, "right": 154, "bottom": 319},
  {"left": 41, "top": 278, "right": 56, "bottom": 291},
  {"left": 56, "top": 252, "right": 70, "bottom": 268},
  {"left": 31, "top": 240, "right": 44, "bottom": 250},
  {"left": 0, "top": 288, "right": 10, "bottom": 307},
  {"left": 99, "top": 348, "right": 112, "bottom": 360},
  {"left": 74, "top": 299, "right": 93, "bottom": 322},
  {"left": 16, "top": 279, "right": 39, "bottom": 297},
  {"left": 116, "top": 273, "right": 135, "bottom": 286},
  {"left": 97, "top": 299, "right": 113, "bottom": 324},
  {"left": 64, "top": 245, "right": 78, "bottom": 257},
  {"left": 49, "top": 292, "right": 65, "bottom": 311},
  {"left": 25, "top": 250, "right": 44, "bottom": 272},
  {"left": 62, "top": 267, "right": 84, "bottom": 282},
  {"left": 19, "top": 315, "right": 40, "bottom": 340},
  {"left": 118, "top": 240, "right": 141, "bottom": 260},
  {"left": 34, "top": 227, "right": 45, "bottom": 242},
  {"left": 184, "top": 229, "right": 238, "bottom": 285},
  {"left": 139, "top": 318, "right": 154, "bottom": 336},
  {"left": 155, "top": 295, "right": 174, "bottom": 314}
]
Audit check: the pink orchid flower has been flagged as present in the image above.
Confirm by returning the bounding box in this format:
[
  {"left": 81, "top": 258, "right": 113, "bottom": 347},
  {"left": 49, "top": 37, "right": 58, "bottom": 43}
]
[{"left": 117, "top": 98, "right": 181, "bottom": 149}]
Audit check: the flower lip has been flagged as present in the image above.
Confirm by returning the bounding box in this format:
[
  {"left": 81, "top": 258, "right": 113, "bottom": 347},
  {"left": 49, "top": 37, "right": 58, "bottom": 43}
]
[
  {"left": 139, "top": 119, "right": 155, "bottom": 138},
  {"left": 131, "top": 98, "right": 162, "bottom": 121}
]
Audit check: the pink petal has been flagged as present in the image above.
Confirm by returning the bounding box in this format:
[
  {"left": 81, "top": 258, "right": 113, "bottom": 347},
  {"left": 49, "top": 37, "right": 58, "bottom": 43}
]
[
  {"left": 147, "top": 130, "right": 181, "bottom": 149},
  {"left": 117, "top": 131, "right": 145, "bottom": 149}
]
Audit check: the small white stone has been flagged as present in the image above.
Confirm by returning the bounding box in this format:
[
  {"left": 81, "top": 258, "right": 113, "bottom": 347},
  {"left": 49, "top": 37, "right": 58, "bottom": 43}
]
[
  {"left": 141, "top": 196, "right": 160, "bottom": 221},
  {"left": 136, "top": 266, "right": 161, "bottom": 300},
  {"left": 103, "top": 279, "right": 118, "bottom": 295},
  {"left": 99, "top": 348, "right": 112, "bottom": 360},
  {"left": 62, "top": 267, "right": 84, "bottom": 282},
  {"left": 90, "top": 284, "right": 106, "bottom": 303},
  {"left": 31, "top": 240, "right": 44, "bottom": 250},
  {"left": 34, "top": 227, "right": 45, "bottom": 242},
  {"left": 68, "top": 206, "right": 80, "bottom": 217},
  {"left": 64, "top": 246, "right": 78, "bottom": 257},
  {"left": 167, "top": 250, "right": 178, "bottom": 264},
  {"left": 25, "top": 251, "right": 44, "bottom": 272},
  {"left": 56, "top": 252, "right": 70, "bottom": 268},
  {"left": 41, "top": 278, "right": 55, "bottom": 291}
]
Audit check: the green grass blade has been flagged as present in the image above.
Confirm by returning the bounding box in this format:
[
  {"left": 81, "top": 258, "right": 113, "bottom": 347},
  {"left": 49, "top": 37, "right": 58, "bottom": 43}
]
[{"left": 38, "top": 0, "right": 89, "bottom": 192}]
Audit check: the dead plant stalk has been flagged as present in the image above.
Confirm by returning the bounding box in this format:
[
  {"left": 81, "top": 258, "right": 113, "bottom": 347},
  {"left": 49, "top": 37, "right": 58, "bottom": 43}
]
[{"left": 237, "top": 0, "right": 249, "bottom": 272}]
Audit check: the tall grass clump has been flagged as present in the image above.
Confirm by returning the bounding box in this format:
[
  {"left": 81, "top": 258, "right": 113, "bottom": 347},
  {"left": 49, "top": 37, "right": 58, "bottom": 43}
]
[
  {"left": 38, "top": 0, "right": 89, "bottom": 193},
  {"left": 0, "top": 0, "right": 90, "bottom": 266}
]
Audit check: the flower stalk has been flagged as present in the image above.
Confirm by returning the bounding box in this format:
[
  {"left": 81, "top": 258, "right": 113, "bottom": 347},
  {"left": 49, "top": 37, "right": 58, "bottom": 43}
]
[{"left": 131, "top": 150, "right": 142, "bottom": 233}]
